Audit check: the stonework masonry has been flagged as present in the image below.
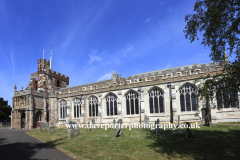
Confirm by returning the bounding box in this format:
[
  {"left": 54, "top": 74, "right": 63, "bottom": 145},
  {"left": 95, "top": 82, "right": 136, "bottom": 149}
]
[{"left": 11, "top": 57, "right": 240, "bottom": 129}]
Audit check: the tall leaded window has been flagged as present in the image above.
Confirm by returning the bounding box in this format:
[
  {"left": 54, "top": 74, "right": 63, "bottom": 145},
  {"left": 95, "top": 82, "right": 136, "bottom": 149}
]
[
  {"left": 149, "top": 88, "right": 164, "bottom": 113},
  {"left": 73, "top": 98, "right": 82, "bottom": 118},
  {"left": 60, "top": 100, "right": 67, "bottom": 119},
  {"left": 106, "top": 94, "right": 118, "bottom": 116},
  {"left": 89, "top": 96, "right": 98, "bottom": 117},
  {"left": 126, "top": 91, "right": 139, "bottom": 115},
  {"left": 179, "top": 84, "right": 197, "bottom": 112},
  {"left": 217, "top": 89, "right": 238, "bottom": 109}
]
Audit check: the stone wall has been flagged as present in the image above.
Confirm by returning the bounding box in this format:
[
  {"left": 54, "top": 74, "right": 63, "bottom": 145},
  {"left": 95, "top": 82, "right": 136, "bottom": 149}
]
[
  {"left": 11, "top": 60, "right": 240, "bottom": 129},
  {"left": 34, "top": 97, "right": 44, "bottom": 109},
  {"left": 53, "top": 78, "right": 240, "bottom": 125},
  {"left": 55, "top": 80, "right": 205, "bottom": 125}
]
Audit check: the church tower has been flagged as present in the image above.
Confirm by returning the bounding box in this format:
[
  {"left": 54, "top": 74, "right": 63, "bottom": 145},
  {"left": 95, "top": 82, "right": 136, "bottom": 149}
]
[{"left": 30, "top": 45, "right": 69, "bottom": 92}]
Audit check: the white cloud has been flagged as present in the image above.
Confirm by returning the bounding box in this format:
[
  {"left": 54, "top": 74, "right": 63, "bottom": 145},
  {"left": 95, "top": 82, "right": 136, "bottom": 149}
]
[
  {"left": 144, "top": 17, "right": 151, "bottom": 23},
  {"left": 83, "top": 53, "right": 103, "bottom": 70},
  {"left": 122, "top": 45, "right": 133, "bottom": 57},
  {"left": 98, "top": 71, "right": 112, "bottom": 81},
  {"left": 10, "top": 47, "right": 15, "bottom": 77},
  {"left": 0, "top": 45, "right": 13, "bottom": 75},
  {"left": 90, "top": 54, "right": 103, "bottom": 62},
  {"left": 59, "top": 1, "right": 111, "bottom": 54},
  {"left": 165, "top": 63, "right": 171, "bottom": 69}
]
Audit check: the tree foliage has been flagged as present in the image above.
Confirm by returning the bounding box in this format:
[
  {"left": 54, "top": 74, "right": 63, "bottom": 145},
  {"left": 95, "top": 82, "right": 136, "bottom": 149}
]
[
  {"left": 184, "top": 0, "right": 240, "bottom": 121},
  {"left": 184, "top": 0, "right": 240, "bottom": 61},
  {"left": 0, "top": 98, "right": 11, "bottom": 122}
]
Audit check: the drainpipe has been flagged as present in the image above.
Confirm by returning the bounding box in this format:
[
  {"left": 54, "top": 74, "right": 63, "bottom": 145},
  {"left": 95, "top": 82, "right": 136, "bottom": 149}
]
[
  {"left": 138, "top": 87, "right": 142, "bottom": 124},
  {"left": 167, "top": 83, "right": 173, "bottom": 123}
]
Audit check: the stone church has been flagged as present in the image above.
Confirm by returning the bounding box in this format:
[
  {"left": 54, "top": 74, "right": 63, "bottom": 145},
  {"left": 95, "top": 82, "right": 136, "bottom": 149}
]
[{"left": 11, "top": 51, "right": 239, "bottom": 129}]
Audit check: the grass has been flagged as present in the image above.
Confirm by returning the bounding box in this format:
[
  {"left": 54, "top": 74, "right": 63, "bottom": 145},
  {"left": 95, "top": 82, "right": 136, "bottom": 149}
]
[{"left": 26, "top": 125, "right": 240, "bottom": 160}]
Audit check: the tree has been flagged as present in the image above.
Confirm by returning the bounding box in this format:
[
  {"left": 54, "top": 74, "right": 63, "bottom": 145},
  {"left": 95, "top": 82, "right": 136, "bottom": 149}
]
[
  {"left": 184, "top": 0, "right": 240, "bottom": 123},
  {"left": 0, "top": 98, "right": 11, "bottom": 122}
]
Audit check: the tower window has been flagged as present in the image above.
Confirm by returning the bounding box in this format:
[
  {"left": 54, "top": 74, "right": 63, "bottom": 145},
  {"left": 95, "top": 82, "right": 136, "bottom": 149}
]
[{"left": 57, "top": 80, "right": 60, "bottom": 87}]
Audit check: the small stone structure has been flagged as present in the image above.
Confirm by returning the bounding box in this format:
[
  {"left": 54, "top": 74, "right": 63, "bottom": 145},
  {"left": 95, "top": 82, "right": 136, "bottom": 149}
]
[
  {"left": 178, "top": 115, "right": 180, "bottom": 128},
  {"left": 88, "top": 122, "right": 91, "bottom": 131},
  {"left": 92, "top": 119, "right": 95, "bottom": 129},
  {"left": 113, "top": 119, "right": 116, "bottom": 129},
  {"left": 49, "top": 126, "right": 55, "bottom": 133},
  {"left": 155, "top": 119, "right": 160, "bottom": 135},
  {"left": 40, "top": 123, "right": 46, "bottom": 131},
  {"left": 185, "top": 122, "right": 192, "bottom": 139},
  {"left": 67, "top": 121, "right": 80, "bottom": 138},
  {"left": 74, "top": 128, "right": 80, "bottom": 136},
  {"left": 144, "top": 116, "right": 149, "bottom": 129},
  {"left": 115, "top": 119, "right": 122, "bottom": 138}
]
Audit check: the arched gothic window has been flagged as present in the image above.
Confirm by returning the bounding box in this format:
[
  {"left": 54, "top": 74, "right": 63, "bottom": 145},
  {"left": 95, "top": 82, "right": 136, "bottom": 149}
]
[
  {"left": 149, "top": 88, "right": 164, "bottom": 113},
  {"left": 106, "top": 94, "right": 117, "bottom": 116},
  {"left": 89, "top": 96, "right": 98, "bottom": 117},
  {"left": 60, "top": 100, "right": 67, "bottom": 119},
  {"left": 126, "top": 91, "right": 139, "bottom": 115},
  {"left": 73, "top": 98, "right": 82, "bottom": 118},
  {"left": 179, "top": 84, "right": 197, "bottom": 112},
  {"left": 217, "top": 89, "right": 238, "bottom": 109}
]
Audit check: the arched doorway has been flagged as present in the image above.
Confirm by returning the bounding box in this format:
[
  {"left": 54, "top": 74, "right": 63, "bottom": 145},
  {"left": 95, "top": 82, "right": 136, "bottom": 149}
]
[
  {"left": 34, "top": 111, "right": 42, "bottom": 128},
  {"left": 21, "top": 112, "right": 25, "bottom": 129}
]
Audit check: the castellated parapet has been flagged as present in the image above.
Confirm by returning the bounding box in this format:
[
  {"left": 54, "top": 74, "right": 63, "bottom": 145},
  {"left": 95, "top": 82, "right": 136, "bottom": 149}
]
[
  {"left": 57, "top": 62, "right": 223, "bottom": 98},
  {"left": 14, "top": 61, "right": 225, "bottom": 99},
  {"left": 35, "top": 58, "right": 69, "bottom": 90},
  {"left": 38, "top": 58, "right": 69, "bottom": 81},
  {"left": 14, "top": 88, "right": 48, "bottom": 98}
]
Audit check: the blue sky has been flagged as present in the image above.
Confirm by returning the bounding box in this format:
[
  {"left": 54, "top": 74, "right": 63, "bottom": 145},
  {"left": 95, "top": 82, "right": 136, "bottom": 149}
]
[{"left": 0, "top": 0, "right": 215, "bottom": 106}]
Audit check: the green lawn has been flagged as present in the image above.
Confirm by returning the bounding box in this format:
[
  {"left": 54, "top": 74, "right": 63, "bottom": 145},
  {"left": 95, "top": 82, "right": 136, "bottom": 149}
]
[{"left": 26, "top": 125, "right": 240, "bottom": 160}]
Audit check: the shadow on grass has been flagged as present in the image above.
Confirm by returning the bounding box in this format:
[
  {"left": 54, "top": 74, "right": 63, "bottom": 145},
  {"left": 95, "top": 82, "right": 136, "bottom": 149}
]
[
  {"left": 45, "top": 137, "right": 67, "bottom": 147},
  {"left": 145, "top": 127, "right": 240, "bottom": 160}
]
